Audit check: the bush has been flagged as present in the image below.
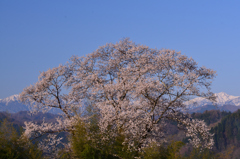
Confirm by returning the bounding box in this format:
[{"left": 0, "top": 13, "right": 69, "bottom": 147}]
[{"left": 0, "top": 119, "right": 42, "bottom": 159}]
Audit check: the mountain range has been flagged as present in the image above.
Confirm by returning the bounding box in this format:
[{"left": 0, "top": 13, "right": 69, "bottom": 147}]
[
  {"left": 186, "top": 92, "right": 240, "bottom": 107},
  {"left": 185, "top": 92, "right": 240, "bottom": 113},
  {"left": 1, "top": 92, "right": 240, "bottom": 113}
]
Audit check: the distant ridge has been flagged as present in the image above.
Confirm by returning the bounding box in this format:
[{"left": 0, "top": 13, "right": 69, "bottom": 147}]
[
  {"left": 0, "top": 94, "right": 61, "bottom": 114},
  {"left": 0, "top": 94, "right": 28, "bottom": 113},
  {"left": 186, "top": 92, "right": 240, "bottom": 113},
  {"left": 188, "top": 104, "right": 240, "bottom": 113},
  {"left": 1, "top": 92, "right": 240, "bottom": 113}
]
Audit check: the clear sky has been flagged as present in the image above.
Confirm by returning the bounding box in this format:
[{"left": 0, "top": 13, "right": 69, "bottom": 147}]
[{"left": 0, "top": 0, "right": 240, "bottom": 99}]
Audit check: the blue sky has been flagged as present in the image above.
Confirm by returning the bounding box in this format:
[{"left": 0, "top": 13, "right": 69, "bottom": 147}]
[{"left": 0, "top": 0, "right": 240, "bottom": 99}]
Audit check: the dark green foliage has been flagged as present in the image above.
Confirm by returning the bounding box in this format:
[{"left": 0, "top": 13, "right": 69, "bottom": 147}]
[
  {"left": 211, "top": 109, "right": 240, "bottom": 151},
  {"left": 191, "top": 110, "right": 231, "bottom": 125},
  {"left": 187, "top": 148, "right": 216, "bottom": 159},
  {"left": 70, "top": 119, "right": 121, "bottom": 159},
  {"left": 144, "top": 141, "right": 185, "bottom": 159},
  {"left": 0, "top": 119, "right": 43, "bottom": 159}
]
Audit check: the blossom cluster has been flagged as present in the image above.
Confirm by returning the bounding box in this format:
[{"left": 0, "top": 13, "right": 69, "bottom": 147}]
[{"left": 20, "top": 38, "right": 216, "bottom": 153}]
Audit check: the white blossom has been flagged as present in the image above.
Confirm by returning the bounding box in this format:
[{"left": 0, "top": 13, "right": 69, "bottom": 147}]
[
  {"left": 69, "top": 38, "right": 216, "bottom": 150},
  {"left": 20, "top": 38, "right": 216, "bottom": 153}
]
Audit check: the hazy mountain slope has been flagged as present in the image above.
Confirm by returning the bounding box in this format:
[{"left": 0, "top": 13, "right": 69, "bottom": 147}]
[
  {"left": 0, "top": 111, "right": 59, "bottom": 126},
  {"left": 0, "top": 95, "right": 29, "bottom": 113},
  {"left": 188, "top": 105, "right": 240, "bottom": 113},
  {"left": 0, "top": 94, "right": 62, "bottom": 114}
]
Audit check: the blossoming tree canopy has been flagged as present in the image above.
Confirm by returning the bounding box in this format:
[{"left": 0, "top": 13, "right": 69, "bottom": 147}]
[{"left": 20, "top": 38, "right": 216, "bottom": 153}]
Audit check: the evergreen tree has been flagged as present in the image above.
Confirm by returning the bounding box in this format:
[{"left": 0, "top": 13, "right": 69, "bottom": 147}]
[{"left": 0, "top": 119, "right": 42, "bottom": 159}]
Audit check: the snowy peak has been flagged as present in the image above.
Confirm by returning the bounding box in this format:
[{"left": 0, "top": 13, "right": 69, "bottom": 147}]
[
  {"left": 0, "top": 94, "right": 20, "bottom": 105},
  {"left": 215, "top": 92, "right": 239, "bottom": 104},
  {"left": 186, "top": 92, "right": 240, "bottom": 109}
]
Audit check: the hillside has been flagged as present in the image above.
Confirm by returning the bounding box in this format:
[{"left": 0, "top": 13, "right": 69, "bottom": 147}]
[{"left": 0, "top": 111, "right": 59, "bottom": 127}]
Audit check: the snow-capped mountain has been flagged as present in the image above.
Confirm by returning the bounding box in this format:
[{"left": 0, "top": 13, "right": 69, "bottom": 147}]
[
  {"left": 0, "top": 94, "right": 29, "bottom": 113},
  {"left": 186, "top": 92, "right": 240, "bottom": 109},
  {"left": 0, "top": 94, "right": 19, "bottom": 104}
]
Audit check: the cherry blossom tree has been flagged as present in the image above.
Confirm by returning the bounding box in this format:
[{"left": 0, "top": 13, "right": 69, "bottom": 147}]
[
  {"left": 69, "top": 38, "right": 216, "bottom": 150},
  {"left": 20, "top": 65, "right": 79, "bottom": 156},
  {"left": 20, "top": 38, "right": 216, "bottom": 155}
]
